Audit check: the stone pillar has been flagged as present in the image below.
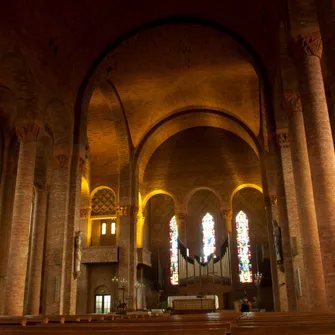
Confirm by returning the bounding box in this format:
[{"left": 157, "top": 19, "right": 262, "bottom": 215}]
[
  {"left": 291, "top": 33, "right": 335, "bottom": 309},
  {"left": 27, "top": 182, "right": 49, "bottom": 315},
  {"left": 284, "top": 90, "right": 327, "bottom": 310},
  {"left": 6, "top": 122, "right": 39, "bottom": 315},
  {"left": 175, "top": 211, "right": 187, "bottom": 247},
  {"left": 63, "top": 154, "right": 84, "bottom": 315},
  {"left": 43, "top": 154, "right": 70, "bottom": 315}
]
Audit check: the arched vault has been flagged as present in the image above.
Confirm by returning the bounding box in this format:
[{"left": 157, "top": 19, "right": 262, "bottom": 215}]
[{"left": 136, "top": 109, "right": 261, "bottom": 185}]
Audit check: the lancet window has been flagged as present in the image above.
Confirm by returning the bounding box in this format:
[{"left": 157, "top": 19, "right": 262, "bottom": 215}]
[
  {"left": 236, "top": 210, "right": 252, "bottom": 283},
  {"left": 202, "top": 213, "right": 216, "bottom": 260},
  {"left": 169, "top": 215, "right": 179, "bottom": 285}
]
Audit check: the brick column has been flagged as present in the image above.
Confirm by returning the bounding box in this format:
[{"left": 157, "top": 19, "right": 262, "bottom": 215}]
[
  {"left": 315, "top": 0, "right": 335, "bottom": 143},
  {"left": 27, "top": 182, "right": 49, "bottom": 315},
  {"left": 79, "top": 207, "right": 91, "bottom": 248},
  {"left": 175, "top": 211, "right": 187, "bottom": 247},
  {"left": 6, "top": 123, "right": 40, "bottom": 315},
  {"left": 261, "top": 150, "right": 296, "bottom": 311},
  {"left": 262, "top": 193, "right": 281, "bottom": 311},
  {"left": 0, "top": 141, "right": 9, "bottom": 231},
  {"left": 117, "top": 204, "right": 137, "bottom": 310},
  {"left": 0, "top": 144, "right": 12, "bottom": 315},
  {"left": 76, "top": 264, "right": 88, "bottom": 314},
  {"left": 43, "top": 154, "right": 70, "bottom": 315},
  {"left": 276, "top": 130, "right": 310, "bottom": 311},
  {"left": 291, "top": 33, "right": 335, "bottom": 309},
  {"left": 63, "top": 155, "right": 84, "bottom": 315},
  {"left": 284, "top": 90, "right": 327, "bottom": 310},
  {"left": 275, "top": 133, "right": 298, "bottom": 312},
  {"left": 222, "top": 208, "right": 237, "bottom": 306}
]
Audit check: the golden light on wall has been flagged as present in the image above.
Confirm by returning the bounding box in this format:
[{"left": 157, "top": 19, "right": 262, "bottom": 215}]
[
  {"left": 137, "top": 192, "right": 144, "bottom": 248},
  {"left": 81, "top": 177, "right": 90, "bottom": 200}
]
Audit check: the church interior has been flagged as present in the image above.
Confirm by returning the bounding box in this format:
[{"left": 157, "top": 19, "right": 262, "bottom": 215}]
[{"left": 1, "top": 0, "right": 335, "bottom": 333}]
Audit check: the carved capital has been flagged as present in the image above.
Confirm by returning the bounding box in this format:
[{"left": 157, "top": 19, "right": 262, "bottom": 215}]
[
  {"left": 56, "top": 154, "right": 68, "bottom": 168},
  {"left": 15, "top": 122, "right": 40, "bottom": 142},
  {"left": 276, "top": 132, "right": 290, "bottom": 149},
  {"left": 222, "top": 209, "right": 232, "bottom": 221},
  {"left": 79, "top": 157, "right": 85, "bottom": 169},
  {"left": 175, "top": 212, "right": 186, "bottom": 224},
  {"left": 34, "top": 181, "right": 50, "bottom": 192},
  {"left": 282, "top": 90, "right": 302, "bottom": 114},
  {"left": 264, "top": 194, "right": 277, "bottom": 208},
  {"left": 117, "top": 205, "right": 130, "bottom": 217},
  {"left": 290, "top": 33, "right": 323, "bottom": 60},
  {"left": 80, "top": 207, "right": 91, "bottom": 219}
]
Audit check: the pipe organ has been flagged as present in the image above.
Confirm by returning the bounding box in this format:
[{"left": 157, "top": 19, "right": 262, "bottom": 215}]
[{"left": 178, "top": 239, "right": 231, "bottom": 285}]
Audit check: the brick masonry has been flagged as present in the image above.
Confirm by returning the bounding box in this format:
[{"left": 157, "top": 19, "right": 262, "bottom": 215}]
[{"left": 0, "top": 1, "right": 335, "bottom": 316}]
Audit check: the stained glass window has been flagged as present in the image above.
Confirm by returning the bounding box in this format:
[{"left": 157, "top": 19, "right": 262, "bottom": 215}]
[
  {"left": 202, "top": 213, "right": 216, "bottom": 260},
  {"left": 169, "top": 216, "right": 179, "bottom": 285},
  {"left": 236, "top": 211, "right": 253, "bottom": 283}
]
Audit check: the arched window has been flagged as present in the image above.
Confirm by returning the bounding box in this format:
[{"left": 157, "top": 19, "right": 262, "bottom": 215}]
[
  {"left": 202, "top": 213, "right": 216, "bottom": 260},
  {"left": 101, "top": 222, "right": 107, "bottom": 235},
  {"left": 236, "top": 211, "right": 252, "bottom": 283},
  {"left": 169, "top": 215, "right": 178, "bottom": 285}
]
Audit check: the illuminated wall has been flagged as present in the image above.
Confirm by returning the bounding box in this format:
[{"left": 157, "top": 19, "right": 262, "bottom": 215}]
[
  {"left": 169, "top": 215, "right": 178, "bottom": 285},
  {"left": 236, "top": 210, "right": 253, "bottom": 283}
]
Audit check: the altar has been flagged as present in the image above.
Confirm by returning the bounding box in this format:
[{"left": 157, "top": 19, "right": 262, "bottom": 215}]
[{"left": 167, "top": 295, "right": 219, "bottom": 311}]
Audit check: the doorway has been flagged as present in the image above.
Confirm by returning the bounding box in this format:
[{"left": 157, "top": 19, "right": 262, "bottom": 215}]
[{"left": 95, "top": 294, "right": 111, "bottom": 314}]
